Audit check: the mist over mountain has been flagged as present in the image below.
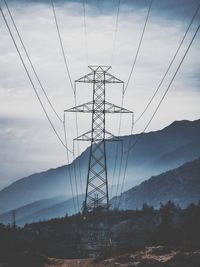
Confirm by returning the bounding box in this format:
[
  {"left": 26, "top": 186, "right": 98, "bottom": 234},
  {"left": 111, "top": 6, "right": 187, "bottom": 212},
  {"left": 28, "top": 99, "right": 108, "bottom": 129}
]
[
  {"left": 1, "top": 157, "right": 199, "bottom": 226},
  {"left": 0, "top": 195, "right": 70, "bottom": 226},
  {"left": 0, "top": 119, "right": 200, "bottom": 215},
  {"left": 112, "top": 157, "right": 200, "bottom": 210}
]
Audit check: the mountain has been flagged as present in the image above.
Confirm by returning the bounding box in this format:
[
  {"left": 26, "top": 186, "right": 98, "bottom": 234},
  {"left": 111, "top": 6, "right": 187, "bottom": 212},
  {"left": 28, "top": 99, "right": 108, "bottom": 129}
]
[
  {"left": 0, "top": 119, "right": 200, "bottom": 214},
  {"left": 155, "top": 138, "right": 200, "bottom": 169},
  {"left": 1, "top": 157, "right": 200, "bottom": 226},
  {"left": 15, "top": 195, "right": 83, "bottom": 226},
  {"left": 0, "top": 195, "right": 70, "bottom": 226},
  {"left": 112, "top": 157, "right": 200, "bottom": 210}
]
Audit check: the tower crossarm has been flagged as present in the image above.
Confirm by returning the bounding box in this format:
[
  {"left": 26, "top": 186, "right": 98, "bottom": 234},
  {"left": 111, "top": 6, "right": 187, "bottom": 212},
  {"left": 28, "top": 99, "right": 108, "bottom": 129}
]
[
  {"left": 65, "top": 101, "right": 93, "bottom": 113},
  {"left": 65, "top": 101, "right": 132, "bottom": 114},
  {"left": 74, "top": 130, "right": 121, "bottom": 142},
  {"left": 75, "top": 72, "right": 124, "bottom": 84},
  {"left": 104, "top": 101, "right": 132, "bottom": 113}
]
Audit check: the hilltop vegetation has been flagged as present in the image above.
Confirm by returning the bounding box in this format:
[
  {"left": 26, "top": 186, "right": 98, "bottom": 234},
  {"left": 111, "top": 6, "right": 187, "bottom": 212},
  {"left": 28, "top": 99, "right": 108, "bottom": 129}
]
[
  {"left": 112, "top": 157, "right": 200, "bottom": 210},
  {"left": 0, "top": 202, "right": 200, "bottom": 266}
]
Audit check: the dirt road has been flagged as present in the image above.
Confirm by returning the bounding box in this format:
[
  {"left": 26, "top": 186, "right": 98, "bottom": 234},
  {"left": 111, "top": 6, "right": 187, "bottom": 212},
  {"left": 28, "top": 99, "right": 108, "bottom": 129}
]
[
  {"left": 45, "top": 247, "right": 200, "bottom": 267},
  {"left": 46, "top": 258, "right": 99, "bottom": 267},
  {"left": 45, "top": 258, "right": 115, "bottom": 267}
]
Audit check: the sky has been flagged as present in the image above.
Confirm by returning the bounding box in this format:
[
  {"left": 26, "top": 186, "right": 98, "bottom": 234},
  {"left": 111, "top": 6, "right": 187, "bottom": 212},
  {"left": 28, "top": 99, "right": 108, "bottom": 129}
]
[{"left": 0, "top": 0, "right": 200, "bottom": 189}]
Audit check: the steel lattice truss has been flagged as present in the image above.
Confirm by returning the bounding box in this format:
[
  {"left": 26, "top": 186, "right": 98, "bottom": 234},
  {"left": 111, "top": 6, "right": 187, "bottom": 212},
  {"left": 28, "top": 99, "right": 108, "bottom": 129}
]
[{"left": 65, "top": 66, "right": 133, "bottom": 214}]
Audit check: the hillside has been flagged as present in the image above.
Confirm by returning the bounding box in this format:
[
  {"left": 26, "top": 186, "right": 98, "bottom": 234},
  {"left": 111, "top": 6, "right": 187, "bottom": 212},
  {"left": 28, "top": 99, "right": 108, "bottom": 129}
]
[
  {"left": 0, "top": 195, "right": 70, "bottom": 226},
  {"left": 1, "top": 157, "right": 200, "bottom": 226},
  {"left": 1, "top": 204, "right": 200, "bottom": 266},
  {"left": 113, "top": 157, "right": 200, "bottom": 210},
  {"left": 0, "top": 119, "right": 200, "bottom": 214}
]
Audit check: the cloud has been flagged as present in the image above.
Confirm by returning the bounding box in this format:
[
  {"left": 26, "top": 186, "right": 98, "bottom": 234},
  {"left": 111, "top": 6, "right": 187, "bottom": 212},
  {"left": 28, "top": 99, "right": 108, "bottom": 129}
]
[{"left": 0, "top": 0, "right": 199, "bottom": 188}]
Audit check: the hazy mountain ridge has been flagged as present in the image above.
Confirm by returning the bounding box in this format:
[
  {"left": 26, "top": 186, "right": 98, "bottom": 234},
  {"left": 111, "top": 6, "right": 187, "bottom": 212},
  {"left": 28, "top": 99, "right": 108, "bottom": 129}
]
[
  {"left": 0, "top": 164, "right": 77, "bottom": 213},
  {"left": 113, "top": 157, "right": 200, "bottom": 210},
  {"left": 0, "top": 195, "right": 70, "bottom": 225},
  {"left": 15, "top": 195, "right": 83, "bottom": 226},
  {"left": 1, "top": 157, "right": 200, "bottom": 226},
  {"left": 157, "top": 137, "right": 200, "bottom": 163},
  {"left": 0, "top": 119, "right": 200, "bottom": 216}
]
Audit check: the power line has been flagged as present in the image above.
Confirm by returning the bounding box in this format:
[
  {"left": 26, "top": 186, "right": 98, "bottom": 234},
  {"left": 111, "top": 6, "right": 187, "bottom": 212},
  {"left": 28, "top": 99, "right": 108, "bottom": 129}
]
[
  {"left": 112, "top": 112, "right": 134, "bottom": 208},
  {"left": 72, "top": 144, "right": 81, "bottom": 212},
  {"left": 111, "top": 141, "right": 123, "bottom": 207},
  {"left": 0, "top": 6, "right": 72, "bottom": 153},
  {"left": 51, "top": 0, "right": 84, "bottom": 203},
  {"left": 134, "top": 0, "right": 200, "bottom": 125},
  {"left": 74, "top": 93, "right": 84, "bottom": 204},
  {"left": 82, "top": 0, "right": 89, "bottom": 66},
  {"left": 1, "top": 3, "right": 83, "bottom": 213},
  {"left": 7, "top": 0, "right": 81, "bottom": 211},
  {"left": 117, "top": 21, "right": 200, "bottom": 209},
  {"left": 3, "top": 0, "right": 63, "bottom": 123},
  {"left": 64, "top": 111, "right": 83, "bottom": 213},
  {"left": 110, "top": 0, "right": 152, "bottom": 199},
  {"left": 110, "top": 0, "right": 153, "bottom": 196},
  {"left": 124, "top": 0, "right": 153, "bottom": 93},
  {"left": 50, "top": 0, "right": 74, "bottom": 94},
  {"left": 111, "top": 0, "right": 121, "bottom": 66},
  {"left": 110, "top": 90, "right": 125, "bottom": 200},
  {"left": 129, "top": 24, "right": 200, "bottom": 153},
  {"left": 110, "top": 88, "right": 134, "bottom": 203},
  {"left": 110, "top": 140, "right": 123, "bottom": 199},
  {"left": 110, "top": 0, "right": 151, "bottom": 201},
  {"left": 63, "top": 113, "right": 78, "bottom": 214}
]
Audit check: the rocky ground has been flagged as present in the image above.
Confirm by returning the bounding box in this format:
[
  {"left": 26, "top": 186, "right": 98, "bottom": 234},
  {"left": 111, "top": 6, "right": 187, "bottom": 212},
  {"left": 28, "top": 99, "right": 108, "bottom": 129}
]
[{"left": 46, "top": 246, "right": 200, "bottom": 267}]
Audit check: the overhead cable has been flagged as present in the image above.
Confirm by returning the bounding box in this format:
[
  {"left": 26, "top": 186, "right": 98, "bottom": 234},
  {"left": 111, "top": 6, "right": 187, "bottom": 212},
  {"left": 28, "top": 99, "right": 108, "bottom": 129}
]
[
  {"left": 117, "top": 21, "right": 200, "bottom": 209},
  {"left": 110, "top": 0, "right": 153, "bottom": 202},
  {"left": 111, "top": 0, "right": 121, "bottom": 66},
  {"left": 82, "top": 0, "right": 89, "bottom": 65},
  {"left": 109, "top": 89, "right": 125, "bottom": 200},
  {"left": 111, "top": 0, "right": 153, "bottom": 202},
  {"left": 74, "top": 93, "right": 84, "bottom": 204},
  {"left": 63, "top": 113, "right": 79, "bottom": 214},
  {"left": 124, "top": 0, "right": 153, "bottom": 93},
  {"left": 3, "top": 0, "right": 63, "bottom": 123},
  {"left": 50, "top": 0, "right": 74, "bottom": 94},
  {"left": 0, "top": 7, "right": 72, "bottom": 153},
  {"left": 51, "top": 0, "right": 84, "bottom": 202},
  {"left": 134, "top": 0, "right": 200, "bottom": 125}
]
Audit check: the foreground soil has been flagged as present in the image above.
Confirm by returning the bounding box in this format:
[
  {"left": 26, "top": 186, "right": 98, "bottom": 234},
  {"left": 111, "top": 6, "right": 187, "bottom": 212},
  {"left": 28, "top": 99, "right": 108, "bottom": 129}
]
[
  {"left": 46, "top": 246, "right": 200, "bottom": 267},
  {"left": 46, "top": 258, "right": 93, "bottom": 267}
]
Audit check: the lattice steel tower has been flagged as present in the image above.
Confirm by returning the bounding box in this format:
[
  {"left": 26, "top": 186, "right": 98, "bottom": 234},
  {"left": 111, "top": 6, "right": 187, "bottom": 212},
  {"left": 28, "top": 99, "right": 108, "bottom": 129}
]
[{"left": 66, "top": 66, "right": 132, "bottom": 215}]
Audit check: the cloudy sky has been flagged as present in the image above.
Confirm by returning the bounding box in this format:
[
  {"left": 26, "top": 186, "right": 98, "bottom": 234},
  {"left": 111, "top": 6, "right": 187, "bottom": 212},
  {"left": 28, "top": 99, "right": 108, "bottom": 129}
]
[{"left": 0, "top": 0, "right": 200, "bottom": 189}]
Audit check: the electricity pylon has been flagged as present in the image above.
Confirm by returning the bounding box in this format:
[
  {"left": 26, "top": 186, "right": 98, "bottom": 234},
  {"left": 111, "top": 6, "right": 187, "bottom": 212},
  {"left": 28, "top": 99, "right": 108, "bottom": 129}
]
[
  {"left": 66, "top": 66, "right": 132, "bottom": 213},
  {"left": 65, "top": 66, "right": 132, "bottom": 253}
]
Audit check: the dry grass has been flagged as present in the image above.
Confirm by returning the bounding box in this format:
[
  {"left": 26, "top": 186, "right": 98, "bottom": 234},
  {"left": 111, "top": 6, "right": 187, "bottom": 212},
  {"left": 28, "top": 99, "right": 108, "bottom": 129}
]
[{"left": 45, "top": 247, "right": 200, "bottom": 267}]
